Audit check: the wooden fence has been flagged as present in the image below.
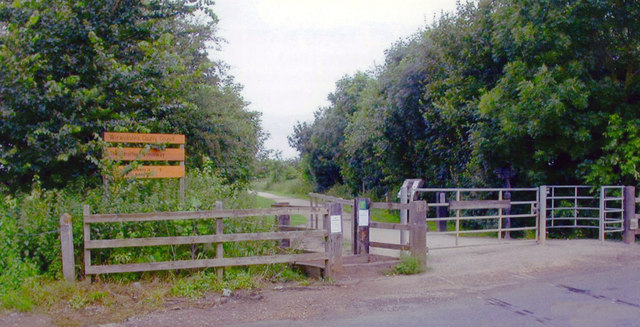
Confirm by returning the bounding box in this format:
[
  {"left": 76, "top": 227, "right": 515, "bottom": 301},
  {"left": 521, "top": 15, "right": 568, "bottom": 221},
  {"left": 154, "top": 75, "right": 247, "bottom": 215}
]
[
  {"left": 353, "top": 200, "right": 427, "bottom": 267},
  {"left": 80, "top": 204, "right": 343, "bottom": 277},
  {"left": 308, "top": 192, "right": 353, "bottom": 229}
]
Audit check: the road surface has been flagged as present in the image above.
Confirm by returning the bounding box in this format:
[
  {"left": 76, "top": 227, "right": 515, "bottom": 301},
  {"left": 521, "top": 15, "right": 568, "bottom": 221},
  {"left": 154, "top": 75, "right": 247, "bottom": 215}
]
[{"left": 232, "top": 260, "right": 640, "bottom": 326}]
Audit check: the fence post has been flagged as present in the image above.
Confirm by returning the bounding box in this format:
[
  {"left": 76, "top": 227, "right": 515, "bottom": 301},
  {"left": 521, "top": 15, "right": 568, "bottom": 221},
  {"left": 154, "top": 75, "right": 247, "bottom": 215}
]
[
  {"left": 409, "top": 201, "right": 427, "bottom": 268},
  {"left": 215, "top": 201, "right": 224, "bottom": 278},
  {"left": 59, "top": 213, "right": 75, "bottom": 282},
  {"left": 623, "top": 186, "right": 637, "bottom": 244},
  {"left": 503, "top": 190, "right": 512, "bottom": 240},
  {"left": 436, "top": 192, "right": 447, "bottom": 232},
  {"left": 538, "top": 186, "right": 547, "bottom": 244},
  {"left": 82, "top": 205, "right": 91, "bottom": 279},
  {"left": 324, "top": 203, "right": 343, "bottom": 278},
  {"left": 400, "top": 184, "right": 408, "bottom": 246},
  {"left": 273, "top": 202, "right": 291, "bottom": 248},
  {"left": 353, "top": 198, "right": 370, "bottom": 255}
]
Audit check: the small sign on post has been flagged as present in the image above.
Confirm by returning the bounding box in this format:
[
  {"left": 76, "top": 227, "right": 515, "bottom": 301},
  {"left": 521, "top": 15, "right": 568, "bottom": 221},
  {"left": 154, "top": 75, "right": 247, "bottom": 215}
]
[
  {"left": 354, "top": 198, "right": 370, "bottom": 255},
  {"left": 358, "top": 199, "right": 370, "bottom": 226},
  {"left": 330, "top": 215, "right": 342, "bottom": 234}
]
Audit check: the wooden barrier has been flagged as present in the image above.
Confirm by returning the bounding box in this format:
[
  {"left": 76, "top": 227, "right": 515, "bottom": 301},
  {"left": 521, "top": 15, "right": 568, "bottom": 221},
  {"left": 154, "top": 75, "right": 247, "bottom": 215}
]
[
  {"left": 82, "top": 205, "right": 336, "bottom": 276},
  {"left": 354, "top": 199, "right": 427, "bottom": 267}
]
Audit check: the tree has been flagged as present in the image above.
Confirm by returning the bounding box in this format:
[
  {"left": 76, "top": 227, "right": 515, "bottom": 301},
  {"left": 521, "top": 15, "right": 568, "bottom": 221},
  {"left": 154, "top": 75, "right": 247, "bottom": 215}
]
[
  {"left": 289, "top": 73, "right": 372, "bottom": 191},
  {"left": 0, "top": 0, "right": 263, "bottom": 190}
]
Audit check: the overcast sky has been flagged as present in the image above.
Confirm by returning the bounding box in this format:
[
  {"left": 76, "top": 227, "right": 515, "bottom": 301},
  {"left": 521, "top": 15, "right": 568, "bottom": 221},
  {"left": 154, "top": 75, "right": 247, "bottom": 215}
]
[{"left": 212, "top": 0, "right": 459, "bottom": 158}]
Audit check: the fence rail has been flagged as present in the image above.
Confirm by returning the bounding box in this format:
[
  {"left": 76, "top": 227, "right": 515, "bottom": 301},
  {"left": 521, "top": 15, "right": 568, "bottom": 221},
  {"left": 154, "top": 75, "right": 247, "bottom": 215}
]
[{"left": 82, "top": 204, "right": 339, "bottom": 277}]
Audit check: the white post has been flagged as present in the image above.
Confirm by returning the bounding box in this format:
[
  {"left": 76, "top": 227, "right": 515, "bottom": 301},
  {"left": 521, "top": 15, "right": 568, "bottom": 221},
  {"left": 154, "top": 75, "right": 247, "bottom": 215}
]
[{"left": 538, "top": 186, "right": 547, "bottom": 244}]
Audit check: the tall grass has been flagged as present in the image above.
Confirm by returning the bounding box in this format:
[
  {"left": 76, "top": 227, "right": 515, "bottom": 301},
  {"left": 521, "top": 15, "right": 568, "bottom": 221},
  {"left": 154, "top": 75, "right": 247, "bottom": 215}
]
[{"left": 0, "top": 165, "right": 306, "bottom": 311}]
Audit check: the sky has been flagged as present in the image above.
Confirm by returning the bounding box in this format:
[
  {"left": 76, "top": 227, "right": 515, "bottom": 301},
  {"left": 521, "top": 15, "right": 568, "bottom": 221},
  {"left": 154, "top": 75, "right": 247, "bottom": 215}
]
[{"left": 211, "top": 0, "right": 459, "bottom": 158}]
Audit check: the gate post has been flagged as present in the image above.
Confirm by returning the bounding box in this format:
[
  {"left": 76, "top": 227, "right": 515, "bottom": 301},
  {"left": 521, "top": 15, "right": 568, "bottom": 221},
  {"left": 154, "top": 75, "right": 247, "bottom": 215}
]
[
  {"left": 436, "top": 192, "right": 447, "bottom": 232},
  {"left": 272, "top": 202, "right": 291, "bottom": 248},
  {"left": 353, "top": 198, "right": 370, "bottom": 255},
  {"left": 623, "top": 186, "right": 637, "bottom": 244},
  {"left": 409, "top": 201, "right": 427, "bottom": 267},
  {"left": 538, "top": 186, "right": 547, "bottom": 244},
  {"left": 60, "top": 213, "right": 75, "bottom": 282},
  {"left": 324, "top": 203, "right": 343, "bottom": 278},
  {"left": 399, "top": 179, "right": 424, "bottom": 245}
]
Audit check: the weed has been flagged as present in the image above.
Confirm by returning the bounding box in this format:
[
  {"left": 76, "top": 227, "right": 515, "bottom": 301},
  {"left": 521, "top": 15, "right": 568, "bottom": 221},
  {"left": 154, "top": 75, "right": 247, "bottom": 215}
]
[{"left": 394, "top": 254, "right": 425, "bottom": 275}]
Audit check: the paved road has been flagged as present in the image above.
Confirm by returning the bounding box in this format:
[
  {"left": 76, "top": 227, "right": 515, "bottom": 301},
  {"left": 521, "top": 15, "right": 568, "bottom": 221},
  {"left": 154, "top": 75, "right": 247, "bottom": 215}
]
[{"left": 233, "top": 261, "right": 640, "bottom": 327}]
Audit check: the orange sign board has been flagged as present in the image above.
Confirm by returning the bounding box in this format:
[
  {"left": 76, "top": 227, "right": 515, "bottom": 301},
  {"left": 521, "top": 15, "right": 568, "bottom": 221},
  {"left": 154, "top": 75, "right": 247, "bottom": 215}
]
[
  {"left": 107, "top": 147, "right": 185, "bottom": 161},
  {"left": 118, "top": 166, "right": 185, "bottom": 179},
  {"left": 104, "top": 132, "right": 185, "bottom": 145}
]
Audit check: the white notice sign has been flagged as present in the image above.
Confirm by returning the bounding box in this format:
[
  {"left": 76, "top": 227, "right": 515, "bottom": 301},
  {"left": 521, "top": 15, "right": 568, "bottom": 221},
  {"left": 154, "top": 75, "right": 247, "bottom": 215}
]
[
  {"left": 330, "top": 215, "right": 342, "bottom": 234},
  {"left": 358, "top": 210, "right": 370, "bottom": 226}
]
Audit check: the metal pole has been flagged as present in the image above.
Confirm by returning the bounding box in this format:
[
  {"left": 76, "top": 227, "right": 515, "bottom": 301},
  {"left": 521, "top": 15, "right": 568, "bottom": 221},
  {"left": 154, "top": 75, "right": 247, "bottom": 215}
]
[
  {"left": 498, "top": 190, "right": 503, "bottom": 241},
  {"left": 455, "top": 190, "right": 460, "bottom": 247},
  {"left": 599, "top": 187, "right": 605, "bottom": 242}
]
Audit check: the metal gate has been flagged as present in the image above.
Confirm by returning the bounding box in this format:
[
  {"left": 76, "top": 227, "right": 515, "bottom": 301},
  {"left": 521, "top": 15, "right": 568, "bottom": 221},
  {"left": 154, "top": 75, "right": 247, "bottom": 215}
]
[
  {"left": 538, "top": 185, "right": 625, "bottom": 242},
  {"left": 600, "top": 186, "right": 625, "bottom": 240},
  {"left": 412, "top": 187, "right": 539, "bottom": 249}
]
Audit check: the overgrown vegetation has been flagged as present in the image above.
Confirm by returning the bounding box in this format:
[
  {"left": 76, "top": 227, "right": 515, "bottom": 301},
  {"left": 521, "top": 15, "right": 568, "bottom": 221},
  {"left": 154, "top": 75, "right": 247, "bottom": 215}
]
[
  {"left": 0, "top": 0, "right": 263, "bottom": 190},
  {"left": 0, "top": 169, "right": 310, "bottom": 312},
  {"left": 290, "top": 0, "right": 640, "bottom": 196},
  {"left": 0, "top": 0, "right": 313, "bottom": 315}
]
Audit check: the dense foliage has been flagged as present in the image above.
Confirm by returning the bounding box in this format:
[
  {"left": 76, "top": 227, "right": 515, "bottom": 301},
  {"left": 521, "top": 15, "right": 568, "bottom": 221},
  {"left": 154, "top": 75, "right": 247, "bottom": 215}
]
[
  {"left": 291, "top": 0, "right": 640, "bottom": 196},
  {"left": 0, "top": 0, "right": 263, "bottom": 189},
  {"left": 0, "top": 0, "right": 275, "bottom": 311}
]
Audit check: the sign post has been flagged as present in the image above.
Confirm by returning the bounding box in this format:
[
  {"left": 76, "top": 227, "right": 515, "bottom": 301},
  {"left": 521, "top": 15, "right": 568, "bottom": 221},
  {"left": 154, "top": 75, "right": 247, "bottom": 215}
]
[{"left": 353, "top": 198, "right": 370, "bottom": 255}]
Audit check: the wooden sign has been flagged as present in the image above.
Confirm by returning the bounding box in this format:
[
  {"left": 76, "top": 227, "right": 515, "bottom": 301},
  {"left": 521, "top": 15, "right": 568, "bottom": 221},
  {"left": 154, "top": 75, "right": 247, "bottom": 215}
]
[
  {"left": 118, "top": 166, "right": 185, "bottom": 179},
  {"left": 104, "top": 132, "right": 185, "bottom": 145},
  {"left": 104, "top": 132, "right": 186, "bottom": 180},
  {"left": 107, "top": 147, "right": 185, "bottom": 161}
]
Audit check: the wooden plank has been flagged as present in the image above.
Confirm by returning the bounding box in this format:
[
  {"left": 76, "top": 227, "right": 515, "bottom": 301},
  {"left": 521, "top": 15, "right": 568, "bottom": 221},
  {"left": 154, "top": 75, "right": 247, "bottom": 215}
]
[
  {"left": 278, "top": 226, "right": 323, "bottom": 232},
  {"left": 118, "top": 165, "right": 185, "bottom": 179},
  {"left": 85, "top": 230, "right": 328, "bottom": 249},
  {"left": 85, "top": 252, "right": 329, "bottom": 274},
  {"left": 104, "top": 132, "right": 185, "bottom": 144},
  {"left": 85, "top": 207, "right": 329, "bottom": 223},
  {"left": 449, "top": 200, "right": 511, "bottom": 210},
  {"left": 369, "top": 241, "right": 409, "bottom": 251},
  {"left": 370, "top": 221, "right": 411, "bottom": 231},
  {"left": 308, "top": 193, "right": 353, "bottom": 206},
  {"left": 370, "top": 202, "right": 411, "bottom": 210},
  {"left": 107, "top": 147, "right": 185, "bottom": 161}
]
